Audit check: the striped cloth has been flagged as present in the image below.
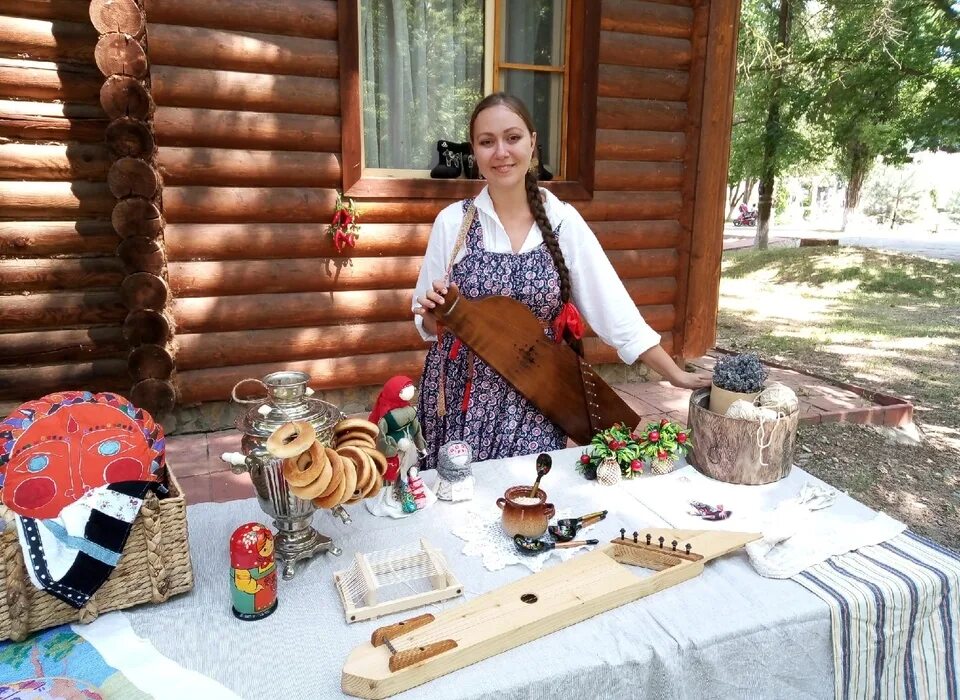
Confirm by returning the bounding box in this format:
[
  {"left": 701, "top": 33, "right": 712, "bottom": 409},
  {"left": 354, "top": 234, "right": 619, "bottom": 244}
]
[{"left": 793, "top": 531, "right": 960, "bottom": 700}]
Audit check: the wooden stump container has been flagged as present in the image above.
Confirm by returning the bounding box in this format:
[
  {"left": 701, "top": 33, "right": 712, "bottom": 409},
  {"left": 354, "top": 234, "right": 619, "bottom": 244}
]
[{"left": 687, "top": 388, "right": 797, "bottom": 485}]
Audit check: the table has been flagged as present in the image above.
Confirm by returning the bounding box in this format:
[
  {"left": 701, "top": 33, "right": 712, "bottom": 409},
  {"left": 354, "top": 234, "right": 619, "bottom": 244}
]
[{"left": 127, "top": 448, "right": 838, "bottom": 699}]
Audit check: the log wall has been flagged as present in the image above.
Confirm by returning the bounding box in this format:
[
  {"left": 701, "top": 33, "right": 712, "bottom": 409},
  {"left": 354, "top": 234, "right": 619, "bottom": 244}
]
[
  {"left": 0, "top": 0, "right": 738, "bottom": 414},
  {"left": 0, "top": 4, "right": 129, "bottom": 401}
]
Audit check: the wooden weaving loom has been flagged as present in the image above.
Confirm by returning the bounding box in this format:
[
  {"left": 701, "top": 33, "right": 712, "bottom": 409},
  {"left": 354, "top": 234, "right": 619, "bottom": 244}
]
[
  {"left": 342, "top": 528, "right": 760, "bottom": 699},
  {"left": 430, "top": 286, "right": 640, "bottom": 444}
]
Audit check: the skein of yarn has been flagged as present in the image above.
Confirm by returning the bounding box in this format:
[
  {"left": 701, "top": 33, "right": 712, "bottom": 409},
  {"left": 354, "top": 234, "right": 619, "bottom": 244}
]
[{"left": 758, "top": 382, "right": 799, "bottom": 415}]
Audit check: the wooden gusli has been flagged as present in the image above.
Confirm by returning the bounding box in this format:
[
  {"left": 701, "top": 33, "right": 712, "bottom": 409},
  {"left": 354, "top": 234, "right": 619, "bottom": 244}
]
[
  {"left": 429, "top": 286, "right": 640, "bottom": 444},
  {"left": 342, "top": 528, "right": 761, "bottom": 699}
]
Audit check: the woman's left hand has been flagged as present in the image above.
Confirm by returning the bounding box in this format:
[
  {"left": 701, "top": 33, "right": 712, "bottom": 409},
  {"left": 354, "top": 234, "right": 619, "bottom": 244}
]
[{"left": 669, "top": 371, "right": 712, "bottom": 390}]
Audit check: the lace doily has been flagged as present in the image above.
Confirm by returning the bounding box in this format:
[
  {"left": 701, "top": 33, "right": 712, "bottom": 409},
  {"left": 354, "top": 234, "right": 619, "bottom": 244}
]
[{"left": 451, "top": 504, "right": 597, "bottom": 573}]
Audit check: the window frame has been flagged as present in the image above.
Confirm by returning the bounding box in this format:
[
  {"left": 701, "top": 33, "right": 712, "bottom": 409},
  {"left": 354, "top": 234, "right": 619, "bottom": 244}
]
[{"left": 338, "top": 0, "right": 599, "bottom": 200}]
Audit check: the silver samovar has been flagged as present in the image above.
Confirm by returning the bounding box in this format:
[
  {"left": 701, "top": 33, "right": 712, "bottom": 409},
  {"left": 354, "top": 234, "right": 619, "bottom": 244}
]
[{"left": 220, "top": 370, "right": 348, "bottom": 579}]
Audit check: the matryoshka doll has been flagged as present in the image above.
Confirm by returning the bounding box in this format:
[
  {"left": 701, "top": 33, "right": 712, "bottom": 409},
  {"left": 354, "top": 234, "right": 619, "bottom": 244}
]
[{"left": 230, "top": 522, "right": 278, "bottom": 621}]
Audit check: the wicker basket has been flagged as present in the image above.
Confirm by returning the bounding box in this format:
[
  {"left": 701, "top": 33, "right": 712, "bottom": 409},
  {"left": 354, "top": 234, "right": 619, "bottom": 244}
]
[{"left": 0, "top": 469, "right": 194, "bottom": 641}]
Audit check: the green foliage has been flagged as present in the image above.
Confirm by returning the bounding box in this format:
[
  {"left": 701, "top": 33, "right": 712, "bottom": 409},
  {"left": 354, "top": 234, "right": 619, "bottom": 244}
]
[
  {"left": 862, "top": 165, "right": 924, "bottom": 225},
  {"left": 575, "top": 420, "right": 691, "bottom": 479}
]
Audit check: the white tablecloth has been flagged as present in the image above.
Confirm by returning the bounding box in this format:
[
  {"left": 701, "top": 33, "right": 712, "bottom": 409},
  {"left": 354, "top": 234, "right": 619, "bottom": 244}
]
[{"left": 127, "top": 448, "right": 836, "bottom": 699}]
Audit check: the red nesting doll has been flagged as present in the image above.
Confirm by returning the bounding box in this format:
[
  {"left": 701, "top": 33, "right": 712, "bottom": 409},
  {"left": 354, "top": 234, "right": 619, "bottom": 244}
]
[{"left": 230, "top": 522, "right": 278, "bottom": 621}]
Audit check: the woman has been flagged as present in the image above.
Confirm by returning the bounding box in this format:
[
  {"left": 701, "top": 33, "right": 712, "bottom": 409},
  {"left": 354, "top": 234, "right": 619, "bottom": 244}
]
[{"left": 413, "top": 93, "right": 709, "bottom": 470}]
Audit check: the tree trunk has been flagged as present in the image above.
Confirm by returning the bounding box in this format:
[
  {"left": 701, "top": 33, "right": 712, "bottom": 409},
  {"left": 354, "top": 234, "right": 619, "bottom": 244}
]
[
  {"left": 755, "top": 0, "right": 792, "bottom": 250},
  {"left": 842, "top": 140, "right": 870, "bottom": 232},
  {"left": 726, "top": 181, "right": 743, "bottom": 219}
]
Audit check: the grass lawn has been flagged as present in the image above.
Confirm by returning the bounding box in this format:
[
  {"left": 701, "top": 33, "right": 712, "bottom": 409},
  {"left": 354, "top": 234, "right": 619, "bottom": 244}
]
[{"left": 716, "top": 246, "right": 960, "bottom": 550}]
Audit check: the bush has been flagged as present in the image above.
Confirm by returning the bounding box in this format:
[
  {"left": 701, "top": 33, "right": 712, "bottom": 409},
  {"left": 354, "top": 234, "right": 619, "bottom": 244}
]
[{"left": 712, "top": 353, "right": 768, "bottom": 393}]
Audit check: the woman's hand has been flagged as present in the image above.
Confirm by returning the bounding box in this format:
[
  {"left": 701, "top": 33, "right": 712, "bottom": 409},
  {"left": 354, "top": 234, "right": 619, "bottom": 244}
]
[
  {"left": 669, "top": 370, "right": 712, "bottom": 390},
  {"left": 414, "top": 279, "right": 450, "bottom": 335},
  {"left": 639, "top": 345, "right": 712, "bottom": 390}
]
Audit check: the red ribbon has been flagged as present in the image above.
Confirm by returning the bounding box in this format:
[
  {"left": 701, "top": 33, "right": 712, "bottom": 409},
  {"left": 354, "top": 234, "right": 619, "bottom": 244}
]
[{"left": 552, "top": 302, "right": 584, "bottom": 342}]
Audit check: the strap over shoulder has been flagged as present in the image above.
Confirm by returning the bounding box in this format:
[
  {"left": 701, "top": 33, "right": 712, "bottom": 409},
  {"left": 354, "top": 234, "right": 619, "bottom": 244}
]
[{"left": 445, "top": 200, "right": 477, "bottom": 280}]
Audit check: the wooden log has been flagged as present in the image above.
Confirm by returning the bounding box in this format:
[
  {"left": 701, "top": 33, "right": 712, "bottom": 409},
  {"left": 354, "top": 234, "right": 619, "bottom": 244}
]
[
  {"left": 175, "top": 350, "right": 427, "bottom": 405},
  {"left": 128, "top": 343, "right": 174, "bottom": 381},
  {"left": 0, "top": 57, "right": 101, "bottom": 102},
  {"left": 595, "top": 161, "right": 684, "bottom": 191},
  {"left": 0, "top": 16, "right": 97, "bottom": 63},
  {"left": 592, "top": 220, "right": 684, "bottom": 250},
  {"left": 123, "top": 308, "right": 172, "bottom": 345},
  {"left": 0, "top": 181, "right": 113, "bottom": 218},
  {"left": 0, "top": 360, "right": 128, "bottom": 400},
  {"left": 121, "top": 271, "right": 168, "bottom": 310},
  {"left": 108, "top": 157, "right": 160, "bottom": 198},
  {"left": 94, "top": 32, "right": 148, "bottom": 78},
  {"left": 89, "top": 0, "right": 144, "bottom": 37},
  {"left": 0, "top": 257, "right": 124, "bottom": 292},
  {"left": 105, "top": 116, "right": 155, "bottom": 158},
  {"left": 600, "top": 31, "right": 691, "bottom": 70},
  {"left": 168, "top": 256, "right": 421, "bottom": 297},
  {"left": 144, "top": 0, "right": 337, "bottom": 41},
  {"left": 150, "top": 65, "right": 338, "bottom": 116},
  {"left": 596, "top": 129, "right": 685, "bottom": 162},
  {"left": 172, "top": 289, "right": 417, "bottom": 333},
  {"left": 117, "top": 236, "right": 165, "bottom": 272},
  {"left": 0, "top": 142, "right": 110, "bottom": 180},
  {"left": 157, "top": 147, "right": 340, "bottom": 187},
  {"left": 600, "top": 0, "right": 694, "bottom": 38},
  {"left": 597, "top": 96, "right": 686, "bottom": 131},
  {"left": 623, "top": 277, "right": 677, "bottom": 306},
  {"left": 0, "top": 327, "right": 126, "bottom": 364},
  {"left": 100, "top": 74, "right": 154, "bottom": 120},
  {"left": 0, "top": 290, "right": 127, "bottom": 330},
  {"left": 598, "top": 65, "right": 688, "bottom": 101},
  {"left": 583, "top": 331, "right": 676, "bottom": 365},
  {"left": 607, "top": 249, "right": 679, "bottom": 278},
  {"left": 575, "top": 191, "right": 682, "bottom": 220},
  {"left": 0, "top": 220, "right": 116, "bottom": 256},
  {"left": 111, "top": 197, "right": 164, "bottom": 238},
  {"left": 164, "top": 222, "right": 433, "bottom": 261},
  {"left": 163, "top": 188, "right": 446, "bottom": 224},
  {"left": 153, "top": 106, "right": 339, "bottom": 152},
  {"left": 175, "top": 321, "right": 426, "bottom": 370},
  {"left": 147, "top": 24, "right": 337, "bottom": 78},
  {"left": 0, "top": 99, "right": 108, "bottom": 142},
  {"left": 0, "top": 1, "right": 92, "bottom": 22},
  {"left": 130, "top": 377, "right": 176, "bottom": 414}
]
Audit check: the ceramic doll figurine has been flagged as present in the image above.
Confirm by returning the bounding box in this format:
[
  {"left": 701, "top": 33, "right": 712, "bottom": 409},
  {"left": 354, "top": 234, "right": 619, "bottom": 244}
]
[
  {"left": 230, "top": 522, "right": 278, "bottom": 620},
  {"left": 434, "top": 440, "right": 475, "bottom": 502},
  {"left": 365, "top": 376, "right": 428, "bottom": 519}
]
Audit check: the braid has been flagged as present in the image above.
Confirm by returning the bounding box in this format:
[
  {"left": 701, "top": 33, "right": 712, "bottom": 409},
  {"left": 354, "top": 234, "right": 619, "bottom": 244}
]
[{"left": 525, "top": 170, "right": 584, "bottom": 357}]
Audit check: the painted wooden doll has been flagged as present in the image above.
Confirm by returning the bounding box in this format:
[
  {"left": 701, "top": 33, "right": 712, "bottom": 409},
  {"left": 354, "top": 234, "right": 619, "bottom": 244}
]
[{"left": 230, "top": 522, "right": 278, "bottom": 620}]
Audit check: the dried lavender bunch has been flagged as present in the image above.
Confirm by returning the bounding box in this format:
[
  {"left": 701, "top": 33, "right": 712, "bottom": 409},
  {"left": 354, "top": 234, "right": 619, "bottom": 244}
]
[{"left": 711, "top": 353, "right": 768, "bottom": 393}]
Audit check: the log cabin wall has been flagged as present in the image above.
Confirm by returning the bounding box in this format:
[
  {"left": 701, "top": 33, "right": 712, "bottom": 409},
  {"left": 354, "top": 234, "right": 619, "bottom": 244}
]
[
  {"left": 0, "top": 1, "right": 130, "bottom": 403},
  {"left": 0, "top": 0, "right": 739, "bottom": 423}
]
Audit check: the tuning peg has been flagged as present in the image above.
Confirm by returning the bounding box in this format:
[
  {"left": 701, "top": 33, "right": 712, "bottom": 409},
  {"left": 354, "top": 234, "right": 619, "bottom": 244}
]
[
  {"left": 645, "top": 533, "right": 652, "bottom": 545},
  {"left": 671, "top": 540, "right": 677, "bottom": 551},
  {"left": 658, "top": 536, "right": 665, "bottom": 549},
  {"left": 632, "top": 531, "right": 638, "bottom": 544},
  {"left": 685, "top": 543, "right": 692, "bottom": 555},
  {"left": 620, "top": 528, "right": 626, "bottom": 540}
]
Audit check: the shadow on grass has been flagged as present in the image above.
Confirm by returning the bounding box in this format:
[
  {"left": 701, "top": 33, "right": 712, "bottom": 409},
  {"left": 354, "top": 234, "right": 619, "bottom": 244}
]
[{"left": 723, "top": 247, "right": 960, "bottom": 301}]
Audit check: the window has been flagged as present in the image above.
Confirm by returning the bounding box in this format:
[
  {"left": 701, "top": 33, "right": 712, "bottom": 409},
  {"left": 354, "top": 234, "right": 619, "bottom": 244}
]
[{"left": 339, "top": 0, "right": 599, "bottom": 199}]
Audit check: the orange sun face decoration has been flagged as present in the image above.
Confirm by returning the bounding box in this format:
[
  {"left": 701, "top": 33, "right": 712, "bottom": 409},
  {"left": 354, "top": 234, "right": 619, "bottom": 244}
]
[{"left": 0, "top": 392, "right": 164, "bottom": 520}]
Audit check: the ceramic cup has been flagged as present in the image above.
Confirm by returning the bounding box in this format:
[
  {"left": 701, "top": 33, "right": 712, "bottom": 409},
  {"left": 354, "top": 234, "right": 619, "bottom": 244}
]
[{"left": 496, "top": 485, "right": 556, "bottom": 538}]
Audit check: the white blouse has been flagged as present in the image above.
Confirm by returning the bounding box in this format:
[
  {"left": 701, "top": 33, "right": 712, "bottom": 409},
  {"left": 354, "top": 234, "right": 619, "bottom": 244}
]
[{"left": 412, "top": 186, "right": 662, "bottom": 365}]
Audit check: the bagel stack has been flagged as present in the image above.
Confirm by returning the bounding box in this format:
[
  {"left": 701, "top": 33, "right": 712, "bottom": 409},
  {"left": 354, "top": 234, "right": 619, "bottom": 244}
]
[{"left": 271, "top": 418, "right": 389, "bottom": 511}]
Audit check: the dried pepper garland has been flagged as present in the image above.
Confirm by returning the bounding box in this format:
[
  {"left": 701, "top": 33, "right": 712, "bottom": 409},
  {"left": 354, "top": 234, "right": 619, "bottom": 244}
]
[{"left": 328, "top": 192, "right": 360, "bottom": 253}]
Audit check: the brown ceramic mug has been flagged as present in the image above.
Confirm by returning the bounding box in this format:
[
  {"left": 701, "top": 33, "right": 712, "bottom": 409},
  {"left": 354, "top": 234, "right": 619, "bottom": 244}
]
[{"left": 496, "top": 485, "right": 556, "bottom": 538}]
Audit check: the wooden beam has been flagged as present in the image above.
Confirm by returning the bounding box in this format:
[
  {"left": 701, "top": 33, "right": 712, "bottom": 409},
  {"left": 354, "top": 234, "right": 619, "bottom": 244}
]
[
  {"left": 176, "top": 350, "right": 427, "bottom": 405},
  {"left": 94, "top": 32, "right": 148, "bottom": 78},
  {"left": 153, "top": 106, "right": 340, "bottom": 152},
  {"left": 682, "top": 0, "right": 741, "bottom": 358},
  {"left": 144, "top": 0, "right": 337, "bottom": 40},
  {"left": 0, "top": 220, "right": 116, "bottom": 256},
  {"left": 0, "top": 291, "right": 126, "bottom": 330},
  {"left": 0, "top": 16, "right": 97, "bottom": 63},
  {"left": 0, "top": 1, "right": 91, "bottom": 22},
  {"left": 151, "top": 65, "right": 339, "bottom": 116},
  {"left": 597, "top": 96, "right": 686, "bottom": 131},
  {"left": 0, "top": 181, "right": 113, "bottom": 218},
  {"left": 0, "top": 142, "right": 109, "bottom": 180},
  {"left": 0, "top": 57, "right": 101, "bottom": 102},
  {"left": 607, "top": 249, "right": 679, "bottom": 278},
  {"left": 171, "top": 289, "right": 418, "bottom": 333},
  {"left": 599, "top": 30, "right": 691, "bottom": 70},
  {"left": 576, "top": 191, "right": 682, "bottom": 220},
  {"left": 0, "top": 257, "right": 124, "bottom": 292},
  {"left": 598, "top": 64, "right": 688, "bottom": 101},
  {"left": 0, "top": 327, "right": 126, "bottom": 364},
  {"left": 0, "top": 99, "right": 107, "bottom": 141},
  {"left": 89, "top": 0, "right": 144, "bottom": 37},
  {"left": 0, "top": 360, "right": 128, "bottom": 400},
  {"left": 147, "top": 24, "right": 338, "bottom": 78},
  {"left": 591, "top": 220, "right": 684, "bottom": 249},
  {"left": 595, "top": 161, "right": 684, "bottom": 191},
  {"left": 596, "top": 129, "right": 685, "bottom": 162},
  {"left": 157, "top": 147, "right": 341, "bottom": 187},
  {"left": 600, "top": 0, "right": 694, "bottom": 38}
]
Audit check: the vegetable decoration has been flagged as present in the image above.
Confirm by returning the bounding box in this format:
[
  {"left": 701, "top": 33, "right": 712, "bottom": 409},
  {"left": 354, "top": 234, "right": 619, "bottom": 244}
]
[{"left": 328, "top": 192, "right": 360, "bottom": 253}]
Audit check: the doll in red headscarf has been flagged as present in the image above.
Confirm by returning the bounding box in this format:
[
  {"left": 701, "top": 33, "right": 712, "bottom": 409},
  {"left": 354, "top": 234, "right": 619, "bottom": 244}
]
[
  {"left": 365, "top": 376, "right": 433, "bottom": 517},
  {"left": 230, "top": 522, "right": 278, "bottom": 621}
]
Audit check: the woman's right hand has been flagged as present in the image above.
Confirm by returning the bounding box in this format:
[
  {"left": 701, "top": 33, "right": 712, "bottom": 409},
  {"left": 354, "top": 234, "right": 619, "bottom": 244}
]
[{"left": 414, "top": 279, "right": 450, "bottom": 335}]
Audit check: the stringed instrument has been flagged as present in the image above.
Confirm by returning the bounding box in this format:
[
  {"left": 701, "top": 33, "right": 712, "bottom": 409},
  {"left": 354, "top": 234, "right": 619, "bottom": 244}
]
[
  {"left": 342, "top": 528, "right": 761, "bottom": 699},
  {"left": 429, "top": 286, "right": 640, "bottom": 444}
]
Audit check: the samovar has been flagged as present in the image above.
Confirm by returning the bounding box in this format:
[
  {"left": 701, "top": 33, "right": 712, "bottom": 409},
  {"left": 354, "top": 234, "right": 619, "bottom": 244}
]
[{"left": 220, "top": 370, "right": 348, "bottom": 579}]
